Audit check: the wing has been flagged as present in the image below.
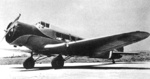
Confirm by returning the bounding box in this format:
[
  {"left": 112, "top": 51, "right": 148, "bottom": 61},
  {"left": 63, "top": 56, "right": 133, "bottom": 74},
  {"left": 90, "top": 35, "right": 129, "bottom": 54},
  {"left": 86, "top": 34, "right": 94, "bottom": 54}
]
[{"left": 40, "top": 31, "right": 149, "bottom": 57}]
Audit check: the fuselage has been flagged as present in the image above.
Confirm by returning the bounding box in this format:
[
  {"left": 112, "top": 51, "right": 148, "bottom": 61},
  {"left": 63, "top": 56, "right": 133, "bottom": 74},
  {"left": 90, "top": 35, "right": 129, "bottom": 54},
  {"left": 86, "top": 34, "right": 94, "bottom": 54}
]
[
  {"left": 5, "top": 21, "right": 81, "bottom": 51},
  {"left": 5, "top": 21, "right": 150, "bottom": 59}
]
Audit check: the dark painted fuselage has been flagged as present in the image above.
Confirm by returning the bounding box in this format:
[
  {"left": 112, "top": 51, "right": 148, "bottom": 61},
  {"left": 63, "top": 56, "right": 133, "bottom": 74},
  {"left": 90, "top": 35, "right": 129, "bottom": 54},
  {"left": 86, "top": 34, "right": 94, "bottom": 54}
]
[
  {"left": 5, "top": 21, "right": 67, "bottom": 51},
  {"left": 5, "top": 21, "right": 150, "bottom": 59}
]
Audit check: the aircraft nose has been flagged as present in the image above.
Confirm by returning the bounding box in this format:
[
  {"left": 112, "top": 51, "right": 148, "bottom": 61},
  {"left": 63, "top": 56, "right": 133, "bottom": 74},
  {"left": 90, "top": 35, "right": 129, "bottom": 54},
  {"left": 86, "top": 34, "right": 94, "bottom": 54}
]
[{"left": 135, "top": 31, "right": 150, "bottom": 39}]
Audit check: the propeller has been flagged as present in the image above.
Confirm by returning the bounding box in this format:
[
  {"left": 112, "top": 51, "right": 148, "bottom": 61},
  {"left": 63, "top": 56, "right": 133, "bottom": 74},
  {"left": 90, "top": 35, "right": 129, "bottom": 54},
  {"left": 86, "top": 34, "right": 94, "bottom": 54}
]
[{"left": 1, "top": 14, "right": 21, "bottom": 41}]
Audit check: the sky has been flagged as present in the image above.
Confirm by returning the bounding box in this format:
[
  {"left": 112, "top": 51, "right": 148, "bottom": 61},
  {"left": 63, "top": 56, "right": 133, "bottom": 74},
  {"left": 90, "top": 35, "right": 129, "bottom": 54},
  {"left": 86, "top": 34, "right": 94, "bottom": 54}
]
[{"left": 0, "top": 0, "right": 150, "bottom": 57}]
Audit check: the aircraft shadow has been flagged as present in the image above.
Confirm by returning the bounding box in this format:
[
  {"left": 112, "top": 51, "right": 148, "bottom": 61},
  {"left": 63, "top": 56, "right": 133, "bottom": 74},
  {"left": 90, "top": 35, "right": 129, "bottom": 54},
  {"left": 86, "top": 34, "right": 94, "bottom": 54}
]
[
  {"left": 63, "top": 66, "right": 150, "bottom": 70},
  {"left": 12, "top": 62, "right": 150, "bottom": 72},
  {"left": 63, "top": 62, "right": 150, "bottom": 70}
]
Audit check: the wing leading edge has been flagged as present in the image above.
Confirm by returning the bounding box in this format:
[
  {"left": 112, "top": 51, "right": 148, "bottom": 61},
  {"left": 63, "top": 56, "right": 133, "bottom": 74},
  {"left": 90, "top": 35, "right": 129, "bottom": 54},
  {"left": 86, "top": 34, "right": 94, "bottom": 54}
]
[{"left": 42, "top": 31, "right": 149, "bottom": 57}]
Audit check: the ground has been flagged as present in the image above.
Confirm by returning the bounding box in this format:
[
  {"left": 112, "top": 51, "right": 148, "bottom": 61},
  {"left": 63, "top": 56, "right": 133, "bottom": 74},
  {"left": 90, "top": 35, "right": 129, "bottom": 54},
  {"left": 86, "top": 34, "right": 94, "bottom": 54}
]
[
  {"left": 0, "top": 62, "right": 150, "bottom": 79},
  {"left": 0, "top": 51, "right": 150, "bottom": 79}
]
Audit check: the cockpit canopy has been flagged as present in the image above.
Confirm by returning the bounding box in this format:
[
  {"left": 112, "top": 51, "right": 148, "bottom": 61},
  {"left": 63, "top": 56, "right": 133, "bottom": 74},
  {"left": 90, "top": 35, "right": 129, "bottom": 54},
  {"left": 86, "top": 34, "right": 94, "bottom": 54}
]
[{"left": 36, "top": 21, "right": 50, "bottom": 28}]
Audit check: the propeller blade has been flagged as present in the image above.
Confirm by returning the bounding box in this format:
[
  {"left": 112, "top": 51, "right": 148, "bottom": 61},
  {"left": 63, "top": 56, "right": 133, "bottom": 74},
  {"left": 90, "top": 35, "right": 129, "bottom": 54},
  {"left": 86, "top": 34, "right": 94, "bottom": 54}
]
[
  {"left": 1, "top": 14, "right": 21, "bottom": 41},
  {"left": 6, "top": 14, "right": 21, "bottom": 32},
  {"left": 13, "top": 14, "right": 21, "bottom": 24},
  {"left": 1, "top": 35, "right": 6, "bottom": 42}
]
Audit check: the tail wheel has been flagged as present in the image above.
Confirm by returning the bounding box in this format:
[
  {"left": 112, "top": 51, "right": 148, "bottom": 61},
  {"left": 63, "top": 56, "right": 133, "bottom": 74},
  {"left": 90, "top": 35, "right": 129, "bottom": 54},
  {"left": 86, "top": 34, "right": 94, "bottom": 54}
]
[
  {"left": 23, "top": 57, "right": 35, "bottom": 69},
  {"left": 51, "top": 55, "right": 64, "bottom": 69},
  {"left": 112, "top": 59, "right": 115, "bottom": 64}
]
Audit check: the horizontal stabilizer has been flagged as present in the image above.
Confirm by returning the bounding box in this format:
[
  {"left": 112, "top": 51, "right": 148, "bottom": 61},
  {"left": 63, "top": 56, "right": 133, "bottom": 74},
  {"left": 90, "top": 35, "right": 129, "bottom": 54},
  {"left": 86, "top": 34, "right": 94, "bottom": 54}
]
[{"left": 113, "top": 50, "right": 139, "bottom": 55}]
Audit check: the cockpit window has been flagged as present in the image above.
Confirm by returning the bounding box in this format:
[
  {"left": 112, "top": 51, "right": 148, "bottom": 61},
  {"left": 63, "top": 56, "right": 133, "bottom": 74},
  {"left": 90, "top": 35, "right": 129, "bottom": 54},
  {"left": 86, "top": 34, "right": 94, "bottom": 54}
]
[{"left": 35, "top": 21, "right": 50, "bottom": 28}]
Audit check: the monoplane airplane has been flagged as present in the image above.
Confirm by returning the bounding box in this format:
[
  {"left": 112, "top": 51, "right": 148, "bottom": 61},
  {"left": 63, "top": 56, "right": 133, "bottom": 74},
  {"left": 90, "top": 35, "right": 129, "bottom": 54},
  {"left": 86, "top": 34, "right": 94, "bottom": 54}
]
[{"left": 3, "top": 14, "right": 150, "bottom": 69}]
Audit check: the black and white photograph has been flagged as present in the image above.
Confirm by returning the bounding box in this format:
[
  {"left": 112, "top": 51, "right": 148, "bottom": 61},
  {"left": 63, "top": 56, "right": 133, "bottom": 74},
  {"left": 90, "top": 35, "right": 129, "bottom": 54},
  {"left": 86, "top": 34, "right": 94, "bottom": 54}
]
[{"left": 0, "top": 0, "right": 150, "bottom": 79}]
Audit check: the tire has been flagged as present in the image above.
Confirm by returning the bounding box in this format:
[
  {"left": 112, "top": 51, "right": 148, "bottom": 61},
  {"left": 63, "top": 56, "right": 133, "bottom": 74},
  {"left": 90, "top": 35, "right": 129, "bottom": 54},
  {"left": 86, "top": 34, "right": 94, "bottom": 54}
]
[
  {"left": 23, "top": 57, "right": 35, "bottom": 69},
  {"left": 51, "top": 55, "right": 64, "bottom": 69}
]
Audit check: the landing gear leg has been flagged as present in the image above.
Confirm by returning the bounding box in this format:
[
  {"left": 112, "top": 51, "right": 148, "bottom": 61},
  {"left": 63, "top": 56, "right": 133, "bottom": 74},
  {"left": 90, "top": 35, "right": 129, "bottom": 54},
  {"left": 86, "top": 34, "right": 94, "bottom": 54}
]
[
  {"left": 51, "top": 54, "right": 64, "bottom": 69},
  {"left": 112, "top": 59, "right": 115, "bottom": 64},
  {"left": 23, "top": 52, "right": 35, "bottom": 69}
]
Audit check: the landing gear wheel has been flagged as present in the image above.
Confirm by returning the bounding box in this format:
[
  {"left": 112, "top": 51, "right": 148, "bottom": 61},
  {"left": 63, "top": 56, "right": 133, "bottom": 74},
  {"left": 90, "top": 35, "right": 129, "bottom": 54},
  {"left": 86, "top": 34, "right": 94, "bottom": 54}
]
[
  {"left": 23, "top": 57, "right": 35, "bottom": 69},
  {"left": 51, "top": 55, "right": 64, "bottom": 69}
]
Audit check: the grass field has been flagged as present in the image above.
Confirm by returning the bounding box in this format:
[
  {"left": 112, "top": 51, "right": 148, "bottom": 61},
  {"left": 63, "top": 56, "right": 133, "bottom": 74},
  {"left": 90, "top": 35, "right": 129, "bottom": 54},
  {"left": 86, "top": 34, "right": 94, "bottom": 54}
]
[{"left": 0, "top": 51, "right": 150, "bottom": 65}]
